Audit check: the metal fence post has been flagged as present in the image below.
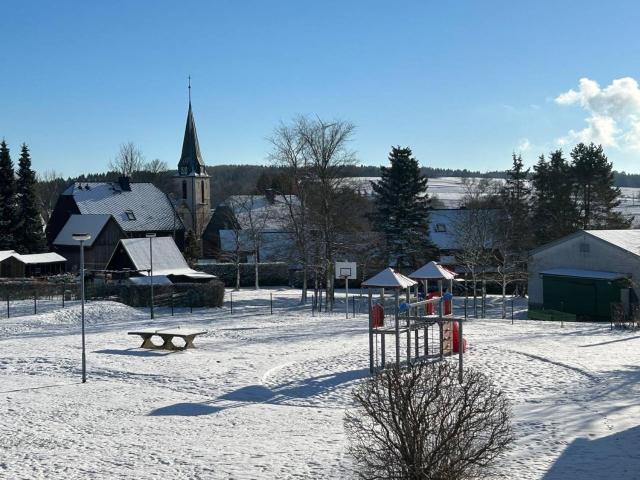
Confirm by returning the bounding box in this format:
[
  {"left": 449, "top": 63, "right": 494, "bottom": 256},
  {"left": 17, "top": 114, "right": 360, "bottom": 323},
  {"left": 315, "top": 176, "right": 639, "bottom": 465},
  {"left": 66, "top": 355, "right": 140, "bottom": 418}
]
[
  {"left": 171, "top": 293, "right": 174, "bottom": 316},
  {"left": 6, "top": 294, "right": 9, "bottom": 318},
  {"left": 230, "top": 291, "right": 233, "bottom": 314},
  {"left": 62, "top": 285, "right": 65, "bottom": 308},
  {"left": 270, "top": 292, "right": 273, "bottom": 315},
  {"left": 34, "top": 289, "right": 37, "bottom": 315}
]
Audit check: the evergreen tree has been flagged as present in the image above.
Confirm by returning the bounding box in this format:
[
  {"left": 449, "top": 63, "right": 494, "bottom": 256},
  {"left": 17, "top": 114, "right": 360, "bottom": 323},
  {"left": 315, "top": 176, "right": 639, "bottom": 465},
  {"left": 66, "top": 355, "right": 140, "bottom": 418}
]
[
  {"left": 499, "top": 153, "right": 532, "bottom": 252},
  {"left": 0, "top": 141, "right": 19, "bottom": 250},
  {"left": 16, "top": 144, "right": 46, "bottom": 253},
  {"left": 531, "top": 150, "right": 579, "bottom": 245},
  {"left": 570, "top": 143, "right": 631, "bottom": 229},
  {"left": 371, "top": 146, "right": 434, "bottom": 268},
  {"left": 184, "top": 229, "right": 201, "bottom": 265}
]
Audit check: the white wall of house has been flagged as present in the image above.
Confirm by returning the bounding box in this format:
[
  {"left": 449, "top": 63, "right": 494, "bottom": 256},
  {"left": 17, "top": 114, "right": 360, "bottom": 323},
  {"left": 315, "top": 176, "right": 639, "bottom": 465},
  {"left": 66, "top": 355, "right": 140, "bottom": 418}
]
[{"left": 528, "top": 232, "right": 640, "bottom": 305}]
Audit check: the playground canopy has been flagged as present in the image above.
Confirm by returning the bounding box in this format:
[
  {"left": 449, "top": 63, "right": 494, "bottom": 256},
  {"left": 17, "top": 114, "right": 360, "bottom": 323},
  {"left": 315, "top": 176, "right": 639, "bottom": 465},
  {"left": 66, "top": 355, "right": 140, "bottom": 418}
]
[
  {"left": 409, "top": 261, "right": 457, "bottom": 280},
  {"left": 362, "top": 268, "right": 417, "bottom": 289}
]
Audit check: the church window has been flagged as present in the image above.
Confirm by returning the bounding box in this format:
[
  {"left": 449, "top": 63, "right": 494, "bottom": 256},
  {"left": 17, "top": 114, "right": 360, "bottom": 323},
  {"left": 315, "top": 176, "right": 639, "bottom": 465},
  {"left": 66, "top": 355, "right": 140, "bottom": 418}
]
[
  {"left": 182, "top": 181, "right": 187, "bottom": 200},
  {"left": 201, "top": 181, "right": 205, "bottom": 203}
]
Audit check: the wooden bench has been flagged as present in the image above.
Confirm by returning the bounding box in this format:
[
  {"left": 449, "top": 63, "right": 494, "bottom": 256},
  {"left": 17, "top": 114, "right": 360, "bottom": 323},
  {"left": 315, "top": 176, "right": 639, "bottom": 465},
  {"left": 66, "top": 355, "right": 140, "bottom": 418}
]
[{"left": 128, "top": 328, "right": 207, "bottom": 351}]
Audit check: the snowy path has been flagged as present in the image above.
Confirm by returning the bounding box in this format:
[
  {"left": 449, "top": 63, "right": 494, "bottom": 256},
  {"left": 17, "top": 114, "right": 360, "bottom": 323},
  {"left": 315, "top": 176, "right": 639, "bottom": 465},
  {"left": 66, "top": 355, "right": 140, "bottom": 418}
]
[{"left": 1, "top": 289, "right": 640, "bottom": 478}]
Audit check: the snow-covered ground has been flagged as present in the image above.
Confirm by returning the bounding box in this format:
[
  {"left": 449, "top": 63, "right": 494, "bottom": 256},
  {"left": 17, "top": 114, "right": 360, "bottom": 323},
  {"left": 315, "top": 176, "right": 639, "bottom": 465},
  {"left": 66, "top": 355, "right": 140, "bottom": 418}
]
[{"left": 2, "top": 289, "right": 640, "bottom": 479}]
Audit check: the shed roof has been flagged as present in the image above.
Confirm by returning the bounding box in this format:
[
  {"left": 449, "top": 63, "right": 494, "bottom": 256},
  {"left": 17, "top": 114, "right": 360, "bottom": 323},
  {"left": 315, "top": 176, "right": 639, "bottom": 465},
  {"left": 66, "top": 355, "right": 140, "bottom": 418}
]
[
  {"left": 409, "top": 261, "right": 457, "bottom": 280},
  {"left": 362, "top": 268, "right": 417, "bottom": 289},
  {"left": 53, "top": 214, "right": 114, "bottom": 247},
  {"left": 0, "top": 251, "right": 67, "bottom": 264},
  {"left": 0, "top": 250, "right": 17, "bottom": 262},
  {"left": 63, "top": 182, "right": 183, "bottom": 233},
  {"left": 541, "top": 268, "right": 629, "bottom": 281},
  {"left": 113, "top": 237, "right": 215, "bottom": 279}
]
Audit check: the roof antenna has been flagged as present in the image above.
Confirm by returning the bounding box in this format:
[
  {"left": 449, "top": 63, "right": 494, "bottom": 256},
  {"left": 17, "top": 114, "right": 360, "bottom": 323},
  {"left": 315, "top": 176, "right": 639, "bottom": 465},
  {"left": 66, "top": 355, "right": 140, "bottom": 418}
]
[{"left": 188, "top": 75, "right": 191, "bottom": 104}]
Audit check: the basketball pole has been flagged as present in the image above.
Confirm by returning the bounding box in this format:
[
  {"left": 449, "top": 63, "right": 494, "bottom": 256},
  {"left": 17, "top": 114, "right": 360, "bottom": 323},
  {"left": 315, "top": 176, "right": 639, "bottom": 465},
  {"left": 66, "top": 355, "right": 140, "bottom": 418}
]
[{"left": 345, "top": 276, "right": 349, "bottom": 319}]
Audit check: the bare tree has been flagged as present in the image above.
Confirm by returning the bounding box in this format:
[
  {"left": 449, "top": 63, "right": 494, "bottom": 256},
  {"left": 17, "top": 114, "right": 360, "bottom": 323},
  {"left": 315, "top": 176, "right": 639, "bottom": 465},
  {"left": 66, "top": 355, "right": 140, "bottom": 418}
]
[
  {"left": 345, "top": 362, "right": 512, "bottom": 480},
  {"left": 268, "top": 122, "right": 312, "bottom": 302},
  {"left": 227, "top": 195, "right": 272, "bottom": 290},
  {"left": 110, "top": 142, "right": 145, "bottom": 178},
  {"left": 144, "top": 158, "right": 168, "bottom": 174},
  {"left": 35, "top": 170, "right": 65, "bottom": 223},
  {"left": 453, "top": 178, "right": 499, "bottom": 317},
  {"left": 297, "top": 116, "right": 357, "bottom": 308}
]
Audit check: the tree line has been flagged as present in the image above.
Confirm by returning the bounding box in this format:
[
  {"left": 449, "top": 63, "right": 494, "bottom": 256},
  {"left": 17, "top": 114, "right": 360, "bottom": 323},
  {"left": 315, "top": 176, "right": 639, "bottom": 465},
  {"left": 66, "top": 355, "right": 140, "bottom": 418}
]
[{"left": 0, "top": 141, "right": 46, "bottom": 253}]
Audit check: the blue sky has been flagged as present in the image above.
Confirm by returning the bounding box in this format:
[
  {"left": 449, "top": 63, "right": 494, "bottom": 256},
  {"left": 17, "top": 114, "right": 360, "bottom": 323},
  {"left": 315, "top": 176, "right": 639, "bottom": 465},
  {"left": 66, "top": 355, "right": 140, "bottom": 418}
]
[{"left": 2, "top": 0, "right": 640, "bottom": 176}]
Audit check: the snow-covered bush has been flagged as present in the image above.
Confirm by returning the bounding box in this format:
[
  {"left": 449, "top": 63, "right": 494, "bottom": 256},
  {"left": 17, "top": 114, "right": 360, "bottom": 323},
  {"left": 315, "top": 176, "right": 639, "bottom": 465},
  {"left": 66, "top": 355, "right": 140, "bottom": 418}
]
[{"left": 345, "top": 362, "right": 512, "bottom": 480}]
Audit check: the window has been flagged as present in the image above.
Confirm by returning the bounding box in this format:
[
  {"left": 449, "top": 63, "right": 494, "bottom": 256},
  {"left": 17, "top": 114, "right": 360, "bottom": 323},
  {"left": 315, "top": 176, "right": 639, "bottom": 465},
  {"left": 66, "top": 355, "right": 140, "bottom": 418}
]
[
  {"left": 125, "top": 210, "right": 136, "bottom": 221},
  {"left": 201, "top": 181, "right": 205, "bottom": 203},
  {"left": 435, "top": 223, "right": 447, "bottom": 232},
  {"left": 182, "top": 180, "right": 187, "bottom": 200},
  {"left": 579, "top": 242, "right": 590, "bottom": 253}
]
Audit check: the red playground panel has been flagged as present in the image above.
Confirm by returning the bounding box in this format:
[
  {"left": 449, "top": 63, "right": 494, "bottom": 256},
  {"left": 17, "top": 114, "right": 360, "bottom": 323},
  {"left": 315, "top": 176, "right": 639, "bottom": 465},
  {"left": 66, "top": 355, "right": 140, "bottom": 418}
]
[{"left": 452, "top": 321, "right": 467, "bottom": 353}]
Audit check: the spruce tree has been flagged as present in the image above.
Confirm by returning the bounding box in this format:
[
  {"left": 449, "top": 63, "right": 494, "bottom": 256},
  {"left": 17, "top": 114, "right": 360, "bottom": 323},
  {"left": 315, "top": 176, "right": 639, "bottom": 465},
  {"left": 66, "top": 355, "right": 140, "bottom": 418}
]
[
  {"left": 499, "top": 153, "right": 532, "bottom": 252},
  {"left": 531, "top": 150, "right": 579, "bottom": 245},
  {"left": 371, "top": 146, "right": 434, "bottom": 268},
  {"left": 0, "top": 141, "right": 19, "bottom": 250},
  {"left": 16, "top": 144, "right": 46, "bottom": 253},
  {"left": 570, "top": 143, "right": 631, "bottom": 229}
]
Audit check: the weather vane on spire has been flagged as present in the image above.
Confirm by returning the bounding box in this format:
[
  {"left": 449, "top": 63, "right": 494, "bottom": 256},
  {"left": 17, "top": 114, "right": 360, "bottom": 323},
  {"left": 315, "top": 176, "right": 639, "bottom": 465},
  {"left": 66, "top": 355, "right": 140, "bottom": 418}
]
[{"left": 188, "top": 75, "right": 191, "bottom": 103}]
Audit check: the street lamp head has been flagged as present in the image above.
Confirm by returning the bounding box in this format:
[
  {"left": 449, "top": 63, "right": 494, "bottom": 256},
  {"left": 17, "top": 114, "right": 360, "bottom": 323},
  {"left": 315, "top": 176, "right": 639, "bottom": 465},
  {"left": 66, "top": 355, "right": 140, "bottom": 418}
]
[
  {"left": 145, "top": 233, "right": 157, "bottom": 238},
  {"left": 72, "top": 233, "right": 91, "bottom": 242}
]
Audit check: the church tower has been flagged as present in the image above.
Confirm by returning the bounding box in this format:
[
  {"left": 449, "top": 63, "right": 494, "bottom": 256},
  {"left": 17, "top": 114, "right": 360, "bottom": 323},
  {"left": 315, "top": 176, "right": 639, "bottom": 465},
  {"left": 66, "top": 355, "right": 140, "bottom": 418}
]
[{"left": 173, "top": 83, "right": 212, "bottom": 245}]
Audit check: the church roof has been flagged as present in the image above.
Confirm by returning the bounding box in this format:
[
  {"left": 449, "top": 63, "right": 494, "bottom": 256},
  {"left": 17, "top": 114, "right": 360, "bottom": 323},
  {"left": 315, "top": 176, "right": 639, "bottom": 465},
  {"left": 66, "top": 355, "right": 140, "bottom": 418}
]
[{"left": 178, "top": 102, "right": 207, "bottom": 176}]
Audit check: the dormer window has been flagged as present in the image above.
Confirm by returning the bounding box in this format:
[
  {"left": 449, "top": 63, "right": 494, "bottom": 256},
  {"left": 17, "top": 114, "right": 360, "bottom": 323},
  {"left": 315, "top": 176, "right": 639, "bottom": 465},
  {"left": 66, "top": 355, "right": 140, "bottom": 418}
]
[
  {"left": 180, "top": 166, "right": 188, "bottom": 175},
  {"left": 125, "top": 210, "right": 136, "bottom": 221},
  {"left": 435, "top": 223, "right": 447, "bottom": 233}
]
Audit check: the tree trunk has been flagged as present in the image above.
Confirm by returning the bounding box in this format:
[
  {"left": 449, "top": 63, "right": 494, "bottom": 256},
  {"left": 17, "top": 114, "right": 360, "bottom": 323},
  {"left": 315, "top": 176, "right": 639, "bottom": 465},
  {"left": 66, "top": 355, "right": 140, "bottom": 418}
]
[
  {"left": 254, "top": 251, "right": 259, "bottom": 290},
  {"left": 235, "top": 260, "right": 240, "bottom": 291},
  {"left": 501, "top": 277, "right": 507, "bottom": 319},
  {"left": 301, "top": 264, "right": 308, "bottom": 304}
]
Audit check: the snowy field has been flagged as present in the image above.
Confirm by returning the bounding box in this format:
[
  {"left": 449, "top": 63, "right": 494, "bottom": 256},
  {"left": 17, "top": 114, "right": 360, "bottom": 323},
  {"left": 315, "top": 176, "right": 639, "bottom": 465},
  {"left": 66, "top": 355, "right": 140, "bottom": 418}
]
[{"left": 2, "top": 289, "right": 640, "bottom": 479}]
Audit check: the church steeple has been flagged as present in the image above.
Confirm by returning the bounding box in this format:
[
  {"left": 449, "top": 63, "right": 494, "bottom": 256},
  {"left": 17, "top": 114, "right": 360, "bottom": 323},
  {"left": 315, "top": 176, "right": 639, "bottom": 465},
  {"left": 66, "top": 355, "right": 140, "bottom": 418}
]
[{"left": 178, "top": 81, "right": 207, "bottom": 176}]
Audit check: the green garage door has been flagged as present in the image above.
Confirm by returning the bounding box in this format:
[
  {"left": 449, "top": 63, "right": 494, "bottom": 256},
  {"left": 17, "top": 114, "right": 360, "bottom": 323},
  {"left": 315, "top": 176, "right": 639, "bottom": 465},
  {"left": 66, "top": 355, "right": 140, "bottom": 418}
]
[{"left": 542, "top": 275, "right": 623, "bottom": 320}]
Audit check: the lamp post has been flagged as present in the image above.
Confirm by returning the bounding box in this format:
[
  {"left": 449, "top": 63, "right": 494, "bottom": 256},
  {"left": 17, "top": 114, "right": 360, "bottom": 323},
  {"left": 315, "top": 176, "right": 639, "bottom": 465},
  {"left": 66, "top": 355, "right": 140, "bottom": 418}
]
[
  {"left": 146, "top": 233, "right": 156, "bottom": 319},
  {"left": 72, "top": 233, "right": 91, "bottom": 384}
]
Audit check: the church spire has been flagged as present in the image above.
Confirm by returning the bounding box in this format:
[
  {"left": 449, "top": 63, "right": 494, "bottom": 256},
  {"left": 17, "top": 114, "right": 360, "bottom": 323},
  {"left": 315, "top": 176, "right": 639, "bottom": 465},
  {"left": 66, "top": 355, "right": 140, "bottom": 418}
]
[{"left": 178, "top": 78, "right": 207, "bottom": 176}]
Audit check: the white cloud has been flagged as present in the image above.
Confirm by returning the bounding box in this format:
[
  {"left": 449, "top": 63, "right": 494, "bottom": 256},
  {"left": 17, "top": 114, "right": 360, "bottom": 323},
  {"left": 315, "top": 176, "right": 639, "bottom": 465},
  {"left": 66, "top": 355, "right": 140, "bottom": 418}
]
[
  {"left": 517, "top": 138, "right": 531, "bottom": 152},
  {"left": 555, "top": 77, "right": 640, "bottom": 150}
]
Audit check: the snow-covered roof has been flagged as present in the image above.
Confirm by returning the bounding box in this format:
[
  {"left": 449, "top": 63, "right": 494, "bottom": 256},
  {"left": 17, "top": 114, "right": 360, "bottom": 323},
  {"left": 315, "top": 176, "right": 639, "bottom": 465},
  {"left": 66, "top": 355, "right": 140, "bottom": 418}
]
[
  {"left": 63, "top": 182, "right": 184, "bottom": 233},
  {"left": 585, "top": 230, "right": 640, "bottom": 257},
  {"left": 541, "top": 268, "right": 629, "bottom": 281},
  {"left": 409, "top": 261, "right": 457, "bottom": 280},
  {"left": 223, "top": 195, "right": 296, "bottom": 231},
  {"left": 53, "top": 214, "right": 114, "bottom": 247},
  {"left": 0, "top": 251, "right": 66, "bottom": 264},
  {"left": 114, "top": 237, "right": 215, "bottom": 279},
  {"left": 0, "top": 250, "right": 17, "bottom": 262},
  {"left": 362, "top": 268, "right": 418, "bottom": 289}
]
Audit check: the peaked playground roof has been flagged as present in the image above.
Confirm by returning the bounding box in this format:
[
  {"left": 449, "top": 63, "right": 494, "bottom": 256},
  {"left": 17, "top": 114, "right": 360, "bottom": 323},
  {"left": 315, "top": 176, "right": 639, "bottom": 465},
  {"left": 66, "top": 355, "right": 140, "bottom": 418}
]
[
  {"left": 362, "top": 268, "right": 418, "bottom": 289},
  {"left": 409, "top": 261, "right": 457, "bottom": 280}
]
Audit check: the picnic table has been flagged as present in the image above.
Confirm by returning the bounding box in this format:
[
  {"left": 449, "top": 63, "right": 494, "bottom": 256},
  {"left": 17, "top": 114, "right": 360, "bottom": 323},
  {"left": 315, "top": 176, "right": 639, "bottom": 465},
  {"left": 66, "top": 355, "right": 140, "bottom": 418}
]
[{"left": 128, "top": 328, "right": 207, "bottom": 351}]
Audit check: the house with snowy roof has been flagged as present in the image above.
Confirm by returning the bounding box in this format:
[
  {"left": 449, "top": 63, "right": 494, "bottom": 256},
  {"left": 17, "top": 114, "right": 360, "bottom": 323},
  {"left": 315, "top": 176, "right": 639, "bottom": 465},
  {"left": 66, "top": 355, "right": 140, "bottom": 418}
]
[
  {"left": 528, "top": 229, "right": 640, "bottom": 321},
  {"left": 204, "top": 193, "right": 295, "bottom": 262},
  {"left": 45, "top": 177, "right": 185, "bottom": 271}
]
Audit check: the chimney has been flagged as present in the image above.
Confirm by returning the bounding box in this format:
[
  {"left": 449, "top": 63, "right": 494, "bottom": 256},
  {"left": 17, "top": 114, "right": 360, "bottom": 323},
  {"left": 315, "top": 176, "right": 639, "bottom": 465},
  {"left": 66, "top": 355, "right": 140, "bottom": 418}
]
[{"left": 118, "top": 176, "right": 131, "bottom": 192}]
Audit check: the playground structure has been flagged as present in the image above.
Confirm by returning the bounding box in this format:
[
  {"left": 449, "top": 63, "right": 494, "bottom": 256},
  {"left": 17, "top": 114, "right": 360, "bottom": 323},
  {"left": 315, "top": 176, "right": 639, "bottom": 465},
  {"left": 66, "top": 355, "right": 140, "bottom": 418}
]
[{"left": 363, "top": 264, "right": 466, "bottom": 381}]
